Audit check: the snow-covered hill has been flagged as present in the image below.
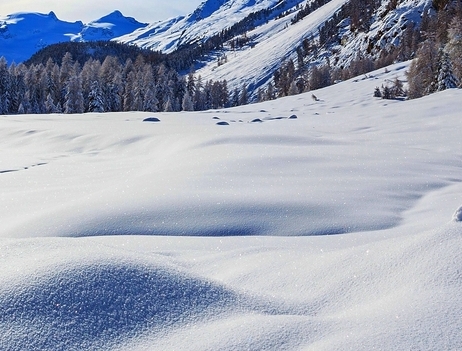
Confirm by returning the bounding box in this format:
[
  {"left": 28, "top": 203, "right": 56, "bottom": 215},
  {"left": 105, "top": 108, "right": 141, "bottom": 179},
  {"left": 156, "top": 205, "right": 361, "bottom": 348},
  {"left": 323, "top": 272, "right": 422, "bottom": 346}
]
[
  {"left": 1, "top": 62, "right": 462, "bottom": 350},
  {"left": 193, "top": 0, "right": 352, "bottom": 94},
  {"left": 0, "top": 11, "right": 147, "bottom": 63},
  {"left": 116, "top": 0, "right": 295, "bottom": 53},
  {"left": 116, "top": 0, "right": 433, "bottom": 94}
]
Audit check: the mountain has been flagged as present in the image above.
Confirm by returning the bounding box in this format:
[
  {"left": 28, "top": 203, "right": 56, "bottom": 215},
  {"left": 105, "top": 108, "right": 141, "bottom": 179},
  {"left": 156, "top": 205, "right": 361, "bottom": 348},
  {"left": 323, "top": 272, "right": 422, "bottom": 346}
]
[
  {"left": 0, "top": 11, "right": 147, "bottom": 63},
  {"left": 0, "top": 12, "right": 83, "bottom": 63},
  {"left": 116, "top": 0, "right": 293, "bottom": 53},
  {"left": 115, "top": 0, "right": 432, "bottom": 95},
  {"left": 0, "top": 0, "right": 443, "bottom": 99},
  {"left": 76, "top": 10, "right": 148, "bottom": 42}
]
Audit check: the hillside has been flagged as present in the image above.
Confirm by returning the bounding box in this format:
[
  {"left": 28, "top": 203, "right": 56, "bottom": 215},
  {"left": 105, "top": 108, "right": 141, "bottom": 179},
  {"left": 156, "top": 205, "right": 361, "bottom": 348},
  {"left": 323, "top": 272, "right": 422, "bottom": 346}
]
[
  {"left": 1, "top": 62, "right": 462, "bottom": 350},
  {"left": 116, "top": 0, "right": 433, "bottom": 94}
]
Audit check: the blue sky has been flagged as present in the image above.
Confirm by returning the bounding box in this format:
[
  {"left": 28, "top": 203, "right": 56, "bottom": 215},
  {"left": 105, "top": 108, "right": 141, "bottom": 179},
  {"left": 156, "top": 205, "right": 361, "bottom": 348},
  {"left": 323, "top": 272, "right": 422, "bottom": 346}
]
[{"left": 0, "top": 0, "right": 203, "bottom": 23}]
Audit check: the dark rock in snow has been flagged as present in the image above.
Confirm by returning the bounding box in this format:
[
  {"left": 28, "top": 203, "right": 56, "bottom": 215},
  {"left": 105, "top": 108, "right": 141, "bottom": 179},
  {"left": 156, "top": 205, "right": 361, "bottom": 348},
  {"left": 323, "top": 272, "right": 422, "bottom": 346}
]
[
  {"left": 143, "top": 117, "right": 161, "bottom": 122},
  {"left": 289, "top": 114, "right": 298, "bottom": 119},
  {"left": 216, "top": 121, "right": 230, "bottom": 125},
  {"left": 250, "top": 118, "right": 263, "bottom": 123}
]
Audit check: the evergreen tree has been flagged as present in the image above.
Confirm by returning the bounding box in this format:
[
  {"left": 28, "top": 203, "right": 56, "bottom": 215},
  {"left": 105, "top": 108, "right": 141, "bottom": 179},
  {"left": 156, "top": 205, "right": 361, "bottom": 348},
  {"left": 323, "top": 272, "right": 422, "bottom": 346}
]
[
  {"left": 17, "top": 102, "right": 25, "bottom": 114},
  {"left": 123, "top": 71, "right": 136, "bottom": 111},
  {"left": 407, "top": 39, "right": 439, "bottom": 98},
  {"left": 59, "top": 52, "right": 75, "bottom": 105},
  {"left": 20, "top": 91, "right": 31, "bottom": 114},
  {"left": 257, "top": 87, "right": 265, "bottom": 102},
  {"left": 45, "top": 93, "right": 59, "bottom": 113},
  {"left": 80, "top": 59, "right": 101, "bottom": 109},
  {"left": 186, "top": 71, "right": 196, "bottom": 96},
  {"left": 163, "top": 97, "right": 174, "bottom": 112},
  {"left": 436, "top": 51, "right": 459, "bottom": 91},
  {"left": 231, "top": 87, "right": 240, "bottom": 107},
  {"left": 182, "top": 91, "right": 194, "bottom": 111},
  {"left": 8, "top": 63, "right": 27, "bottom": 114},
  {"left": 239, "top": 84, "right": 248, "bottom": 106},
  {"left": 445, "top": 16, "right": 462, "bottom": 86},
  {"left": 266, "top": 82, "right": 275, "bottom": 100},
  {"left": 64, "top": 76, "right": 84, "bottom": 114},
  {"left": 108, "top": 72, "right": 123, "bottom": 112},
  {"left": 391, "top": 78, "right": 405, "bottom": 98},
  {"left": 88, "top": 80, "right": 105, "bottom": 112},
  {"left": 0, "top": 57, "right": 11, "bottom": 114},
  {"left": 143, "top": 85, "right": 159, "bottom": 112}
]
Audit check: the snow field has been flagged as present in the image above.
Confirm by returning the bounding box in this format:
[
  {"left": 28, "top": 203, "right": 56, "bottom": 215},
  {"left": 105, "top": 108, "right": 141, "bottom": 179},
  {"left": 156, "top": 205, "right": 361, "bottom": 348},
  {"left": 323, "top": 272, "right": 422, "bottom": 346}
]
[{"left": 0, "top": 63, "right": 461, "bottom": 350}]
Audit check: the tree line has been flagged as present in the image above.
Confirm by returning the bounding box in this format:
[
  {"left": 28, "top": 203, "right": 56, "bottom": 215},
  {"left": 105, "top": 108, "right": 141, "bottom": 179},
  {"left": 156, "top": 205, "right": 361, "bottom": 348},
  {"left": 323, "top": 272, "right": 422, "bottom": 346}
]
[
  {"left": 0, "top": 52, "right": 237, "bottom": 115},
  {"left": 407, "top": 0, "right": 462, "bottom": 98}
]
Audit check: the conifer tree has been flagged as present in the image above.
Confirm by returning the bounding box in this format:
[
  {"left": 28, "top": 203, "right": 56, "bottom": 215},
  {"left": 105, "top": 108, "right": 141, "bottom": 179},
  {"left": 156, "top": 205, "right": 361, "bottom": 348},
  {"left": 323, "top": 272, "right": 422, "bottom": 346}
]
[
  {"left": 182, "top": 91, "right": 194, "bottom": 111},
  {"left": 436, "top": 51, "right": 459, "bottom": 91},
  {"left": 163, "top": 97, "right": 174, "bottom": 112},
  {"left": 64, "top": 76, "right": 84, "bottom": 114},
  {"left": 407, "top": 39, "right": 439, "bottom": 98},
  {"left": 239, "top": 84, "right": 248, "bottom": 105},
  {"left": 45, "top": 93, "right": 59, "bottom": 113},
  {"left": 88, "top": 80, "right": 105, "bottom": 112},
  {"left": 445, "top": 16, "right": 462, "bottom": 86},
  {"left": 0, "top": 57, "right": 11, "bottom": 114},
  {"left": 143, "top": 85, "right": 159, "bottom": 112}
]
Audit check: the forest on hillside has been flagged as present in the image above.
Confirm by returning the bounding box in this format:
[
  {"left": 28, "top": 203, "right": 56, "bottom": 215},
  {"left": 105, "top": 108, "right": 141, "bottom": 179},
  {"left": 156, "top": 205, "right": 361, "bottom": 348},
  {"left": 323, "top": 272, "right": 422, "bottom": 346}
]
[
  {"left": 0, "top": 51, "right": 232, "bottom": 115},
  {"left": 0, "top": 0, "right": 461, "bottom": 115},
  {"left": 265, "top": 0, "right": 462, "bottom": 101}
]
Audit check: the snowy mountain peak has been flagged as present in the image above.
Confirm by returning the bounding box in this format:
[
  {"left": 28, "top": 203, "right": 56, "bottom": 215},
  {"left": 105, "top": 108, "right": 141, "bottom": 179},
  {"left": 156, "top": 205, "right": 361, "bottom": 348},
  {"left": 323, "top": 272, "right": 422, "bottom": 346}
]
[
  {"left": 189, "top": 0, "right": 279, "bottom": 22},
  {"left": 0, "top": 10, "right": 147, "bottom": 63},
  {"left": 80, "top": 10, "right": 147, "bottom": 42},
  {"left": 89, "top": 10, "right": 146, "bottom": 26},
  {"left": 190, "top": 0, "right": 229, "bottom": 21}
]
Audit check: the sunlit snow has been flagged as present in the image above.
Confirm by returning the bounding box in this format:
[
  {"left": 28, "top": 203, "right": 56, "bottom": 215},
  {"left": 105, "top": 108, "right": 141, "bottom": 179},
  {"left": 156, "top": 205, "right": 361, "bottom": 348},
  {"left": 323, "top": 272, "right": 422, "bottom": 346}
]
[{"left": 1, "top": 63, "right": 461, "bottom": 350}]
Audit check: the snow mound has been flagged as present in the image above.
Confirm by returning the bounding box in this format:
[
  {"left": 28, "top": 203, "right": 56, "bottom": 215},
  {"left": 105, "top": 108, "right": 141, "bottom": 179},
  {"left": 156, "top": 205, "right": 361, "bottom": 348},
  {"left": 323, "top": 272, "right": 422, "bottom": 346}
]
[
  {"left": 0, "top": 259, "right": 242, "bottom": 351},
  {"left": 453, "top": 206, "right": 462, "bottom": 222}
]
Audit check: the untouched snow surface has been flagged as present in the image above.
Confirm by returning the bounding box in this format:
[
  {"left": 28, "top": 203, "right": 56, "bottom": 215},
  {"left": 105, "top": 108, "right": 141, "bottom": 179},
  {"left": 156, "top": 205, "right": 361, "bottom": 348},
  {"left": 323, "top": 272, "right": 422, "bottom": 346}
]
[{"left": 1, "top": 63, "right": 462, "bottom": 350}]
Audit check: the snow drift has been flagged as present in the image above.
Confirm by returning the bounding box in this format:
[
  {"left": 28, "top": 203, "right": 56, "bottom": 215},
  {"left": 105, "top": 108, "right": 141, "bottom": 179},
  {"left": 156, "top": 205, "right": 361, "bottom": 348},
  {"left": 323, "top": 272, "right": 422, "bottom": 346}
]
[{"left": 1, "top": 63, "right": 461, "bottom": 350}]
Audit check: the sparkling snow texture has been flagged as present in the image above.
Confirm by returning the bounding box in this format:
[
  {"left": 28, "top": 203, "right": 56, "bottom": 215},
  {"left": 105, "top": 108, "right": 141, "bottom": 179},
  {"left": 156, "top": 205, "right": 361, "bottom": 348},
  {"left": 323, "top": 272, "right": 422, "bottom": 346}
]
[{"left": 1, "top": 64, "right": 461, "bottom": 350}]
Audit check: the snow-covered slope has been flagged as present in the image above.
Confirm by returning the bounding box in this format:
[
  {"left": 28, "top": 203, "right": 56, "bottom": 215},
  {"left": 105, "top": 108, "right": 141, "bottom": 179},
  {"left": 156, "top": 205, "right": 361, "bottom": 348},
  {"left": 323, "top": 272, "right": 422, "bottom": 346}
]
[
  {"left": 0, "top": 12, "right": 84, "bottom": 63},
  {"left": 74, "top": 11, "right": 147, "bottom": 42},
  {"left": 196, "top": 0, "right": 351, "bottom": 93},
  {"left": 335, "top": 0, "right": 432, "bottom": 66},
  {"left": 116, "top": 0, "right": 293, "bottom": 52},
  {"left": 118, "top": 0, "right": 433, "bottom": 94},
  {"left": 1, "top": 63, "right": 462, "bottom": 350},
  {"left": 0, "top": 11, "right": 147, "bottom": 63}
]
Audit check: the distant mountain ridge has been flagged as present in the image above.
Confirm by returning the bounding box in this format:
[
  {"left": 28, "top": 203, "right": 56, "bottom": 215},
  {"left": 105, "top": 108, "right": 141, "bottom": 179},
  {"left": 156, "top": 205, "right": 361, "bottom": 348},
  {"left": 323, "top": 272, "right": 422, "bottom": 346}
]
[{"left": 0, "top": 10, "right": 147, "bottom": 63}]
